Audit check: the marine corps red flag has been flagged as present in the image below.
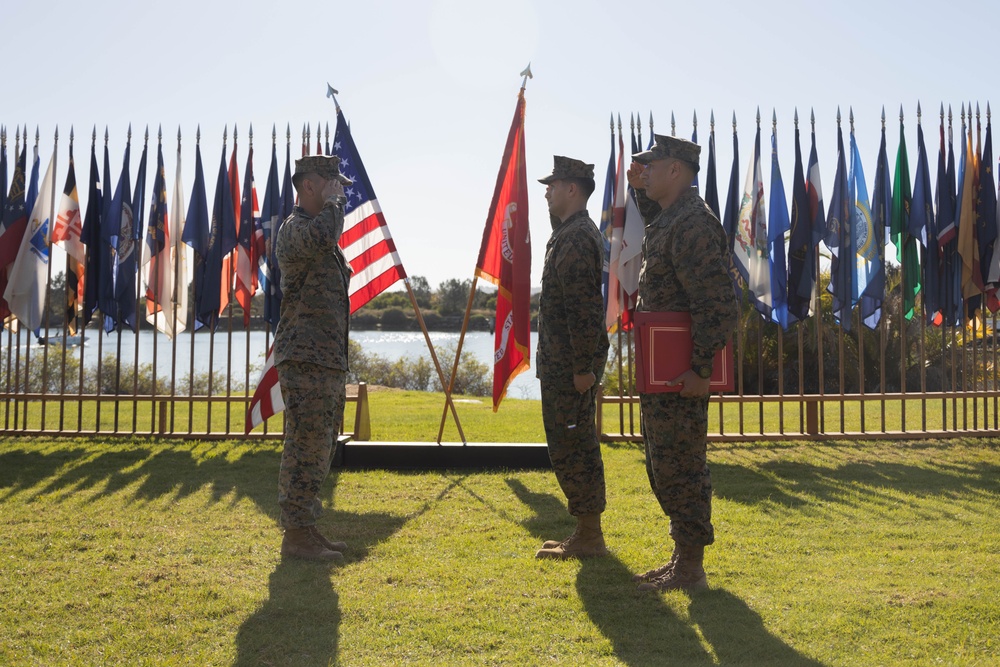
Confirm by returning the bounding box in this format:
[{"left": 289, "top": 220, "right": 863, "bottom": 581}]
[{"left": 475, "top": 86, "right": 531, "bottom": 411}]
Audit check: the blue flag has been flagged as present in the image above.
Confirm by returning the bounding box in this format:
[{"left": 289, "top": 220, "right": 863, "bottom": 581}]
[
  {"left": 721, "top": 124, "right": 742, "bottom": 299},
  {"left": 598, "top": 120, "right": 615, "bottom": 312},
  {"left": 977, "top": 119, "right": 997, "bottom": 307},
  {"left": 81, "top": 136, "right": 103, "bottom": 326},
  {"left": 851, "top": 130, "right": 882, "bottom": 329},
  {"left": 114, "top": 138, "right": 147, "bottom": 332},
  {"left": 25, "top": 142, "right": 39, "bottom": 225},
  {"left": 769, "top": 124, "right": 792, "bottom": 329},
  {"left": 98, "top": 137, "right": 115, "bottom": 330},
  {"left": 272, "top": 138, "right": 295, "bottom": 317},
  {"left": 196, "top": 144, "right": 238, "bottom": 330},
  {"left": 870, "top": 123, "right": 893, "bottom": 329},
  {"left": 691, "top": 120, "right": 699, "bottom": 193},
  {"left": 144, "top": 141, "right": 167, "bottom": 275},
  {"left": 0, "top": 130, "right": 7, "bottom": 218},
  {"left": 934, "top": 117, "right": 960, "bottom": 324},
  {"left": 259, "top": 140, "right": 283, "bottom": 330},
  {"left": 280, "top": 138, "right": 294, "bottom": 220},
  {"left": 911, "top": 121, "right": 938, "bottom": 323},
  {"left": 182, "top": 141, "right": 209, "bottom": 330},
  {"left": 807, "top": 124, "right": 826, "bottom": 249},
  {"left": 788, "top": 119, "right": 813, "bottom": 321},
  {"left": 826, "top": 123, "right": 853, "bottom": 328},
  {"left": 705, "top": 122, "right": 720, "bottom": 220},
  {"left": 102, "top": 139, "right": 132, "bottom": 332}
]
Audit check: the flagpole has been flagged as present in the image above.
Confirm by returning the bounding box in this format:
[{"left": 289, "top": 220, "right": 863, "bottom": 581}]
[
  {"left": 437, "top": 274, "right": 478, "bottom": 444},
  {"left": 438, "top": 66, "right": 532, "bottom": 443},
  {"left": 40, "top": 125, "right": 59, "bottom": 431},
  {"left": 325, "top": 83, "right": 465, "bottom": 442}
]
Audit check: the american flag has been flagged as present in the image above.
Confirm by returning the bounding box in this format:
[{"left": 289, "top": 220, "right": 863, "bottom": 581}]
[
  {"left": 331, "top": 110, "right": 407, "bottom": 312},
  {"left": 245, "top": 110, "right": 406, "bottom": 433}
]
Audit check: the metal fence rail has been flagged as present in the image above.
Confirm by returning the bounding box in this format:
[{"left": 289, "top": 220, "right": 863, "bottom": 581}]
[{"left": 1, "top": 216, "right": 997, "bottom": 443}]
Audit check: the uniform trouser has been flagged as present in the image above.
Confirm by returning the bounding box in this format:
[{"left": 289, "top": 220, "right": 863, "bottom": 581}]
[
  {"left": 276, "top": 360, "right": 347, "bottom": 529},
  {"left": 640, "top": 392, "right": 714, "bottom": 546},
  {"left": 540, "top": 380, "right": 606, "bottom": 516}
]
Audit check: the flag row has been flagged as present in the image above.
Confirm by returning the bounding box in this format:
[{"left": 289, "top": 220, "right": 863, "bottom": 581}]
[
  {"left": 599, "top": 103, "right": 999, "bottom": 332},
  {"left": 0, "top": 118, "right": 405, "bottom": 339}
]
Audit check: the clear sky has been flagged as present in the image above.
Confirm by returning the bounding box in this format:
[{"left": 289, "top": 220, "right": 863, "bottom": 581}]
[{"left": 3, "top": 0, "right": 999, "bottom": 291}]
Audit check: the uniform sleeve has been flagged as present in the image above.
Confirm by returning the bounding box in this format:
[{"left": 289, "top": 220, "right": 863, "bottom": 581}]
[
  {"left": 307, "top": 196, "right": 347, "bottom": 251},
  {"left": 553, "top": 230, "right": 606, "bottom": 375},
  {"left": 669, "top": 215, "right": 738, "bottom": 369},
  {"left": 634, "top": 188, "right": 661, "bottom": 225}
]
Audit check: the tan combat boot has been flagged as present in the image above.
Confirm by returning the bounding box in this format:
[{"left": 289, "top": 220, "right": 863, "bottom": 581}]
[
  {"left": 632, "top": 546, "right": 679, "bottom": 583},
  {"left": 637, "top": 544, "right": 707, "bottom": 592},
  {"left": 535, "top": 514, "right": 608, "bottom": 559},
  {"left": 281, "top": 527, "right": 344, "bottom": 562},
  {"left": 309, "top": 526, "right": 348, "bottom": 553}
]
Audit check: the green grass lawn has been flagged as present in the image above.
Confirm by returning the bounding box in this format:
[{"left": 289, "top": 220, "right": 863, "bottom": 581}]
[{"left": 2, "top": 409, "right": 999, "bottom": 665}]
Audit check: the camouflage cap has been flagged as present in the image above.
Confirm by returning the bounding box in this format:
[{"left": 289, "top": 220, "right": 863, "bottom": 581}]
[
  {"left": 632, "top": 134, "right": 701, "bottom": 173},
  {"left": 293, "top": 155, "right": 353, "bottom": 186},
  {"left": 537, "top": 155, "right": 596, "bottom": 184}
]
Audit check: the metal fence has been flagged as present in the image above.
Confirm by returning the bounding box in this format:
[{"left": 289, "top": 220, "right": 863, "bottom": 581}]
[
  {"left": 0, "top": 319, "right": 371, "bottom": 441},
  {"left": 3, "top": 273, "right": 999, "bottom": 442},
  {"left": 598, "top": 276, "right": 1000, "bottom": 442}
]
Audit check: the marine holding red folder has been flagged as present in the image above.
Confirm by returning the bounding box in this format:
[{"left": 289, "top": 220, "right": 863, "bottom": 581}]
[{"left": 625, "top": 134, "right": 739, "bottom": 594}]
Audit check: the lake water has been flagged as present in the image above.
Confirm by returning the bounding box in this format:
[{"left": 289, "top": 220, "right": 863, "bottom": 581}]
[{"left": 12, "top": 328, "right": 541, "bottom": 400}]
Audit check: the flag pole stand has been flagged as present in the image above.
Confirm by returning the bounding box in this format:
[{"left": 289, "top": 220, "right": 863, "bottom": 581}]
[
  {"left": 437, "top": 274, "right": 479, "bottom": 444},
  {"left": 403, "top": 278, "right": 466, "bottom": 443}
]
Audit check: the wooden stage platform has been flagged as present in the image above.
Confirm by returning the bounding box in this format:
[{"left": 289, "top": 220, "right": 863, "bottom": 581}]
[{"left": 332, "top": 439, "right": 551, "bottom": 470}]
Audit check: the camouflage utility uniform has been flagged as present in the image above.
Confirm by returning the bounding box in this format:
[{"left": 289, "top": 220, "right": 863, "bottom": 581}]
[
  {"left": 273, "top": 196, "right": 351, "bottom": 530},
  {"left": 636, "top": 186, "right": 737, "bottom": 547},
  {"left": 537, "top": 209, "right": 610, "bottom": 516}
]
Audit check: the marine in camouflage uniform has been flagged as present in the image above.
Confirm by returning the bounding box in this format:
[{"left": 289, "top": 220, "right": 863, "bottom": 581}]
[
  {"left": 273, "top": 155, "right": 354, "bottom": 562},
  {"left": 534, "top": 156, "right": 611, "bottom": 560},
  {"left": 628, "top": 135, "right": 738, "bottom": 590}
]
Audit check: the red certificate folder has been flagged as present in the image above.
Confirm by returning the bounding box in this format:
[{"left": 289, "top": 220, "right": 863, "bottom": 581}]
[{"left": 634, "top": 311, "right": 734, "bottom": 393}]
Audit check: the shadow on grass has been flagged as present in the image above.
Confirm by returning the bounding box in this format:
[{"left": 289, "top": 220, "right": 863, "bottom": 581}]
[
  {"left": 688, "top": 588, "right": 825, "bottom": 666},
  {"left": 0, "top": 446, "right": 106, "bottom": 501},
  {"left": 234, "top": 559, "right": 341, "bottom": 667},
  {"left": 0, "top": 441, "right": 415, "bottom": 557},
  {"left": 712, "top": 458, "right": 1000, "bottom": 514},
  {"left": 507, "top": 478, "right": 826, "bottom": 667}
]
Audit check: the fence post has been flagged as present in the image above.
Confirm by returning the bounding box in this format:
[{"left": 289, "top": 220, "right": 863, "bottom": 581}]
[
  {"left": 353, "top": 382, "right": 371, "bottom": 441},
  {"left": 596, "top": 383, "right": 604, "bottom": 438},
  {"left": 805, "top": 400, "right": 819, "bottom": 436},
  {"left": 158, "top": 400, "right": 168, "bottom": 435}
]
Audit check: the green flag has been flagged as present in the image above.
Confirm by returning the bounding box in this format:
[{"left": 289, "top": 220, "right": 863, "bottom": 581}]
[{"left": 892, "top": 116, "right": 921, "bottom": 320}]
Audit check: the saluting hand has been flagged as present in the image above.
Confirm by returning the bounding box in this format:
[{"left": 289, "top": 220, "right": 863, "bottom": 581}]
[
  {"left": 626, "top": 162, "right": 645, "bottom": 190},
  {"left": 323, "top": 178, "right": 345, "bottom": 202}
]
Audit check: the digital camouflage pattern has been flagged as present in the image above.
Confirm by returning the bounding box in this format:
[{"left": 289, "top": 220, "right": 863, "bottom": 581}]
[
  {"left": 537, "top": 155, "right": 596, "bottom": 184},
  {"left": 640, "top": 392, "right": 714, "bottom": 545},
  {"left": 277, "top": 360, "right": 347, "bottom": 529},
  {"left": 293, "top": 154, "right": 353, "bottom": 185},
  {"left": 635, "top": 185, "right": 737, "bottom": 547},
  {"left": 273, "top": 198, "right": 352, "bottom": 371},
  {"left": 541, "top": 382, "right": 605, "bottom": 516},
  {"left": 274, "top": 195, "right": 352, "bottom": 530},
  {"left": 635, "top": 187, "right": 736, "bottom": 370},
  {"left": 633, "top": 134, "right": 702, "bottom": 173},
  {"left": 537, "top": 209, "right": 609, "bottom": 382},
  {"left": 538, "top": 209, "right": 610, "bottom": 516}
]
